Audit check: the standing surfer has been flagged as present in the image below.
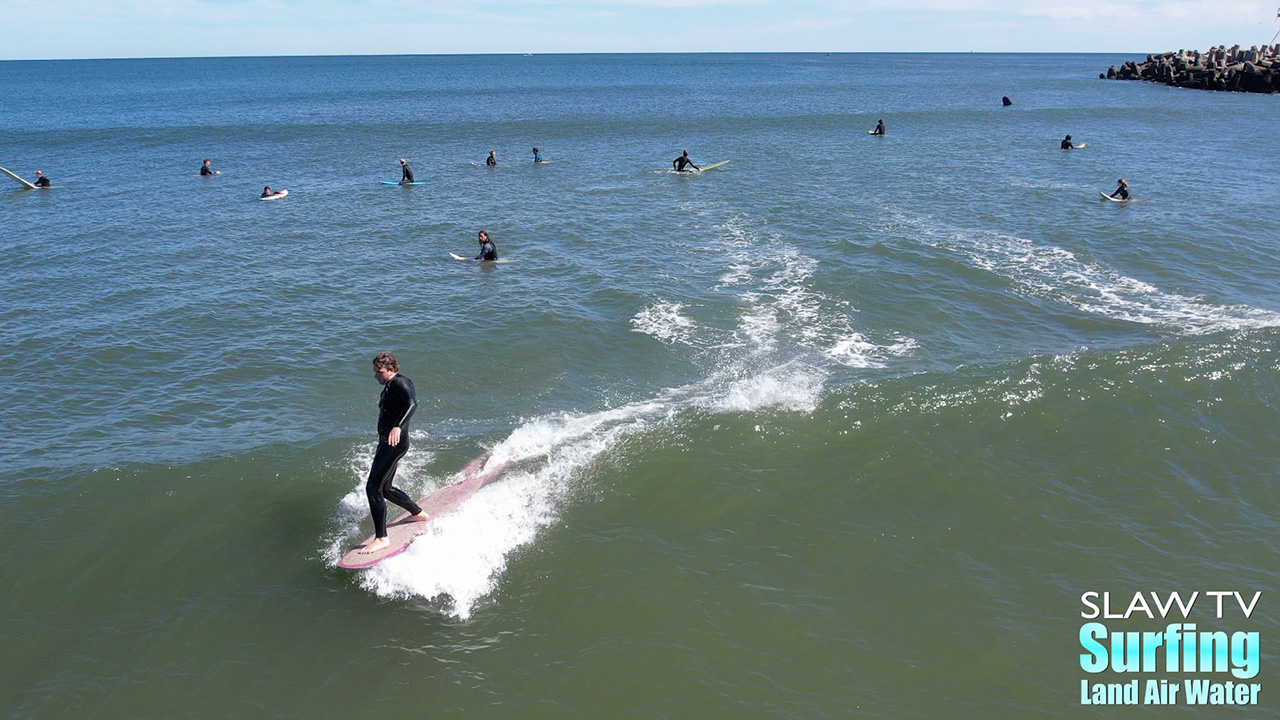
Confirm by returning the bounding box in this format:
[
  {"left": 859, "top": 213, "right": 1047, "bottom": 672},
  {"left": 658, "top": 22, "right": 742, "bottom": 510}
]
[
  {"left": 672, "top": 150, "right": 699, "bottom": 172},
  {"left": 360, "top": 352, "right": 429, "bottom": 555},
  {"left": 399, "top": 158, "right": 415, "bottom": 184}
]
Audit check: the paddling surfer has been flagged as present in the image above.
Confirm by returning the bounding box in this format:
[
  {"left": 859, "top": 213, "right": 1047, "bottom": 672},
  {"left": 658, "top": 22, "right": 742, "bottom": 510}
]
[
  {"left": 672, "top": 150, "right": 699, "bottom": 172},
  {"left": 360, "top": 352, "right": 429, "bottom": 555},
  {"left": 474, "top": 230, "right": 498, "bottom": 261},
  {"left": 399, "top": 158, "right": 415, "bottom": 184}
]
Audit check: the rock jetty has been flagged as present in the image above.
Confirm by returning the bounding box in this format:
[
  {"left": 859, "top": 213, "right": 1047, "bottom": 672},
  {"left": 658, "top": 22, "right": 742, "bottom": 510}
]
[{"left": 1103, "top": 44, "right": 1280, "bottom": 94}]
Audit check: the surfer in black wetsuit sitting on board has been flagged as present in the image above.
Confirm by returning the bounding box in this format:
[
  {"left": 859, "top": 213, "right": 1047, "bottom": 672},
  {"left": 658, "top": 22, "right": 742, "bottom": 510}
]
[
  {"left": 474, "top": 230, "right": 498, "bottom": 261},
  {"left": 1061, "top": 135, "right": 1075, "bottom": 150},
  {"left": 486, "top": 150, "right": 497, "bottom": 166},
  {"left": 200, "top": 159, "right": 217, "bottom": 176},
  {"left": 673, "top": 150, "right": 699, "bottom": 172},
  {"left": 872, "top": 119, "right": 885, "bottom": 135},
  {"left": 399, "top": 158, "right": 414, "bottom": 184},
  {"left": 359, "top": 352, "right": 429, "bottom": 555},
  {"left": 1110, "top": 178, "right": 1129, "bottom": 200},
  {"left": 33, "top": 170, "right": 50, "bottom": 187}
]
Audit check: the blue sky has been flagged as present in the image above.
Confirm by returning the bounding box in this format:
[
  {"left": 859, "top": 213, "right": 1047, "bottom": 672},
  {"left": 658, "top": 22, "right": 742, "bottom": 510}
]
[{"left": 5, "top": 0, "right": 1278, "bottom": 60}]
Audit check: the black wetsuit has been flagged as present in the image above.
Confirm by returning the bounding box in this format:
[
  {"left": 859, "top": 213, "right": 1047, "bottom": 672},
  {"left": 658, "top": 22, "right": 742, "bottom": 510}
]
[
  {"left": 401, "top": 164, "right": 414, "bottom": 183},
  {"left": 673, "top": 155, "right": 698, "bottom": 172},
  {"left": 475, "top": 240, "right": 498, "bottom": 261},
  {"left": 366, "top": 374, "right": 422, "bottom": 538},
  {"left": 1061, "top": 139, "right": 1074, "bottom": 149},
  {"left": 200, "top": 165, "right": 215, "bottom": 176},
  {"left": 1112, "top": 186, "right": 1129, "bottom": 200},
  {"left": 873, "top": 122, "right": 885, "bottom": 135},
  {"left": 486, "top": 155, "right": 496, "bottom": 166},
  {"left": 33, "top": 175, "right": 50, "bottom": 187}
]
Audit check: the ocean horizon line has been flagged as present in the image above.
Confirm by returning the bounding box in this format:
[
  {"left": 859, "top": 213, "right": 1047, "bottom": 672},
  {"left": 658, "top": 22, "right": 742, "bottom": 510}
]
[{"left": 0, "top": 49, "right": 1154, "bottom": 64}]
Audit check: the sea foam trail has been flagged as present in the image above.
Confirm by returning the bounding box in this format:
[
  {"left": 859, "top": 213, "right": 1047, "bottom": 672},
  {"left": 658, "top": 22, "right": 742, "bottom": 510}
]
[
  {"left": 328, "top": 211, "right": 917, "bottom": 618},
  {"left": 325, "top": 370, "right": 812, "bottom": 619},
  {"left": 896, "top": 214, "right": 1280, "bottom": 335}
]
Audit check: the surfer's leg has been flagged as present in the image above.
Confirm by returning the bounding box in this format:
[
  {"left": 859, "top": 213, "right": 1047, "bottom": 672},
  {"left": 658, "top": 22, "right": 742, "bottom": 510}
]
[
  {"left": 382, "top": 486, "right": 424, "bottom": 517},
  {"left": 365, "top": 442, "right": 404, "bottom": 538},
  {"left": 376, "top": 442, "right": 427, "bottom": 521}
]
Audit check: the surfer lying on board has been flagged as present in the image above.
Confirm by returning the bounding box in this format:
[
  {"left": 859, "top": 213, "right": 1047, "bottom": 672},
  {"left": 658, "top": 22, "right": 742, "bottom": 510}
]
[
  {"left": 1061, "top": 135, "right": 1075, "bottom": 150},
  {"left": 200, "top": 159, "right": 218, "bottom": 176},
  {"left": 1110, "top": 178, "right": 1129, "bottom": 200},
  {"left": 33, "top": 170, "right": 50, "bottom": 187},
  {"left": 361, "top": 352, "right": 429, "bottom": 555},
  {"left": 673, "top": 150, "right": 699, "bottom": 172},
  {"left": 400, "top": 158, "right": 414, "bottom": 183},
  {"left": 475, "top": 230, "right": 498, "bottom": 261}
]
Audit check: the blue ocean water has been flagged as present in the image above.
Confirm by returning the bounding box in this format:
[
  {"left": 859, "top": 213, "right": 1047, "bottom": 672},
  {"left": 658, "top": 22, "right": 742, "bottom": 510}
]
[{"left": 2, "top": 54, "right": 1278, "bottom": 718}]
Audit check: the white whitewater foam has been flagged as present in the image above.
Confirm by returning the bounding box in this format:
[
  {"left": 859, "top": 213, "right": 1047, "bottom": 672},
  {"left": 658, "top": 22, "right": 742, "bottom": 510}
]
[
  {"left": 631, "top": 301, "right": 696, "bottom": 346},
  {"left": 904, "top": 217, "right": 1280, "bottom": 335}
]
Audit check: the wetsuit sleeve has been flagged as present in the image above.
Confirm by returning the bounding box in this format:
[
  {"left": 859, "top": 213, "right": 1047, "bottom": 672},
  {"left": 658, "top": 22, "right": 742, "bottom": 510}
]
[{"left": 391, "top": 377, "right": 417, "bottom": 429}]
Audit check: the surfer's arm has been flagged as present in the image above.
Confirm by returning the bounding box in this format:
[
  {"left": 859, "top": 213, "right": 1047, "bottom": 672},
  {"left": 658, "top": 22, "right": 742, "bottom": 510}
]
[{"left": 393, "top": 380, "right": 417, "bottom": 429}]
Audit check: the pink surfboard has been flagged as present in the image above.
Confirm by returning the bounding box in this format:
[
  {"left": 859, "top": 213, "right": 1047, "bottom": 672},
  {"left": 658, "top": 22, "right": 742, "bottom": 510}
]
[{"left": 337, "top": 453, "right": 511, "bottom": 570}]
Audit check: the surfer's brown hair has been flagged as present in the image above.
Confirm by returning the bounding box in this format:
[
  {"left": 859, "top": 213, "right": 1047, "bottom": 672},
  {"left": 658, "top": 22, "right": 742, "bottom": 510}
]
[{"left": 372, "top": 351, "right": 398, "bottom": 372}]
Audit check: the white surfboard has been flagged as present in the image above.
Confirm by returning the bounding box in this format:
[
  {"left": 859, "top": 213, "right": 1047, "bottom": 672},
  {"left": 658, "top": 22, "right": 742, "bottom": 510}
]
[
  {"left": 1, "top": 167, "right": 37, "bottom": 189},
  {"left": 259, "top": 189, "right": 288, "bottom": 201},
  {"left": 1099, "top": 191, "right": 1127, "bottom": 202},
  {"left": 449, "top": 252, "right": 469, "bottom": 260}
]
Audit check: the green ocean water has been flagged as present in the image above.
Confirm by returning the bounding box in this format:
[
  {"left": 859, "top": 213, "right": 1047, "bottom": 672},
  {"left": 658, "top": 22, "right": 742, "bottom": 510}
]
[{"left": 2, "top": 54, "right": 1278, "bottom": 717}]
